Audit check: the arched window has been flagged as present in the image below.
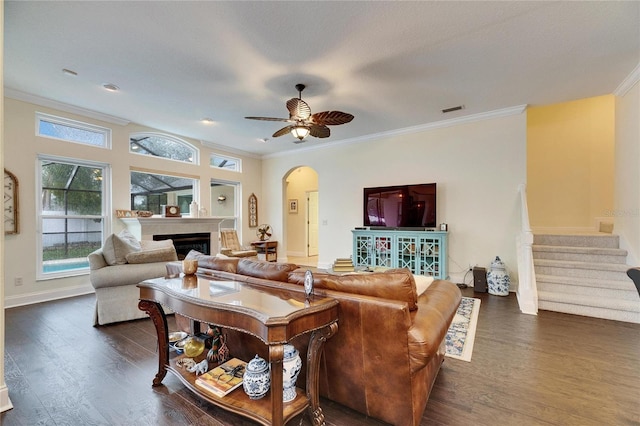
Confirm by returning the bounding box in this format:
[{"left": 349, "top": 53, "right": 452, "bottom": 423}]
[{"left": 129, "top": 132, "right": 198, "bottom": 164}]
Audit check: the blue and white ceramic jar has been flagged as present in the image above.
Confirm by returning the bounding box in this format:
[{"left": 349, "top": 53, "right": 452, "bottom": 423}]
[
  {"left": 243, "top": 355, "right": 270, "bottom": 400},
  {"left": 282, "top": 344, "right": 302, "bottom": 403},
  {"left": 487, "top": 256, "right": 510, "bottom": 296}
]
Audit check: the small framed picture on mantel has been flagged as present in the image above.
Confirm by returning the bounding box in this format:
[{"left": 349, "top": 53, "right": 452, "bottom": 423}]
[{"left": 288, "top": 199, "right": 298, "bottom": 214}]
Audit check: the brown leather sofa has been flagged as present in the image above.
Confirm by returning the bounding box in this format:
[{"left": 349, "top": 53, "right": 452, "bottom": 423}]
[{"left": 169, "top": 253, "right": 462, "bottom": 426}]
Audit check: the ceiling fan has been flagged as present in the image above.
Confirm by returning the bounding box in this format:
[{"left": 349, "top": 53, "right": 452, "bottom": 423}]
[{"left": 245, "top": 84, "right": 354, "bottom": 141}]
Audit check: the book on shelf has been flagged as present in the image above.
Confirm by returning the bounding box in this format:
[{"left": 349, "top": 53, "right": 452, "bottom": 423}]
[{"left": 194, "top": 357, "right": 246, "bottom": 398}]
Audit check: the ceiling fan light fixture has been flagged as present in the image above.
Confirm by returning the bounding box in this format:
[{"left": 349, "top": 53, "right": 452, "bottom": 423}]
[{"left": 291, "top": 125, "right": 310, "bottom": 140}]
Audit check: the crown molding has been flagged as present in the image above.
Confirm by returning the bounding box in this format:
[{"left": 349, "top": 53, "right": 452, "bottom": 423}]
[
  {"left": 264, "top": 104, "right": 528, "bottom": 159},
  {"left": 614, "top": 62, "right": 640, "bottom": 97},
  {"left": 4, "top": 88, "right": 131, "bottom": 126},
  {"left": 198, "top": 140, "right": 262, "bottom": 159}
]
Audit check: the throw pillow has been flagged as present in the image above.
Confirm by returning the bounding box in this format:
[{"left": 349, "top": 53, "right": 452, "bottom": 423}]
[
  {"left": 102, "top": 230, "right": 142, "bottom": 265},
  {"left": 140, "top": 239, "right": 174, "bottom": 250},
  {"left": 126, "top": 247, "right": 178, "bottom": 264}
]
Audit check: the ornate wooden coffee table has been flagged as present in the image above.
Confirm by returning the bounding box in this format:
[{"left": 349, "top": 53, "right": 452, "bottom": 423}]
[{"left": 138, "top": 275, "right": 339, "bottom": 426}]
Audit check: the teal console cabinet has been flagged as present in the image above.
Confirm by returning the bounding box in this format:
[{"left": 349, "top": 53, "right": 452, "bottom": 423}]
[{"left": 352, "top": 229, "right": 448, "bottom": 279}]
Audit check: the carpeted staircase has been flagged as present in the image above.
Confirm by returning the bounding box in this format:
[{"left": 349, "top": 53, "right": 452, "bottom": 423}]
[{"left": 533, "top": 233, "right": 640, "bottom": 324}]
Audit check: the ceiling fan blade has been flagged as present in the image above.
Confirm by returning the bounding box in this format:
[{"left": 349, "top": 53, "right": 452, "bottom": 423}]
[
  {"left": 309, "top": 124, "right": 330, "bottom": 138},
  {"left": 245, "top": 116, "right": 293, "bottom": 122},
  {"left": 272, "top": 125, "right": 294, "bottom": 138},
  {"left": 311, "top": 111, "right": 354, "bottom": 126},
  {"left": 286, "top": 98, "right": 312, "bottom": 120}
]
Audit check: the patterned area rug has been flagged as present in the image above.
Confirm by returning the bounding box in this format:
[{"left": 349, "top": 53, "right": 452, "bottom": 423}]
[{"left": 445, "top": 297, "right": 481, "bottom": 362}]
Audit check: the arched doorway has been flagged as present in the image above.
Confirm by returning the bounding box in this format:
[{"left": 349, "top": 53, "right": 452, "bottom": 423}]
[{"left": 284, "top": 166, "right": 318, "bottom": 266}]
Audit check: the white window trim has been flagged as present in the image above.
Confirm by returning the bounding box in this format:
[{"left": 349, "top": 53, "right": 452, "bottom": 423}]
[
  {"left": 36, "top": 112, "right": 112, "bottom": 149},
  {"left": 36, "top": 155, "right": 111, "bottom": 281},
  {"left": 129, "top": 132, "right": 200, "bottom": 165}
]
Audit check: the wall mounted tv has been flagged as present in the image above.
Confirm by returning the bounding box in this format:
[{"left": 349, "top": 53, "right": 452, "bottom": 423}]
[{"left": 363, "top": 183, "right": 436, "bottom": 229}]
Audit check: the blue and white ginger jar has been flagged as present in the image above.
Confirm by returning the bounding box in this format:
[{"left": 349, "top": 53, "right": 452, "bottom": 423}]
[
  {"left": 282, "top": 344, "right": 302, "bottom": 403},
  {"left": 487, "top": 256, "right": 510, "bottom": 296},
  {"left": 243, "top": 355, "right": 270, "bottom": 400}
]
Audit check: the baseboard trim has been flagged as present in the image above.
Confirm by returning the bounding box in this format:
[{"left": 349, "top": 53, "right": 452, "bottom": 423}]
[
  {"left": 0, "top": 384, "right": 13, "bottom": 413},
  {"left": 4, "top": 284, "right": 95, "bottom": 309}
]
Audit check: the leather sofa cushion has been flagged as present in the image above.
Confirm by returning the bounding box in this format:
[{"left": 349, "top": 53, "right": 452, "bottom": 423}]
[
  {"left": 237, "top": 258, "right": 299, "bottom": 282},
  {"left": 288, "top": 268, "right": 419, "bottom": 310},
  {"left": 185, "top": 250, "right": 239, "bottom": 273}
]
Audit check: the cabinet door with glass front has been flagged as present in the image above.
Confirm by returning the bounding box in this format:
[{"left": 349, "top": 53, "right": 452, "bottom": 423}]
[{"left": 353, "top": 229, "right": 448, "bottom": 279}]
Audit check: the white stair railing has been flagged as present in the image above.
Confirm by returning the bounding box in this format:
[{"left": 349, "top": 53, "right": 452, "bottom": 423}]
[{"left": 516, "top": 184, "right": 538, "bottom": 314}]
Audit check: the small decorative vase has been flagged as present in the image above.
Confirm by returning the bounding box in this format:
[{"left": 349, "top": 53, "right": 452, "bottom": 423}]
[
  {"left": 190, "top": 201, "right": 199, "bottom": 217},
  {"left": 282, "top": 344, "right": 302, "bottom": 403},
  {"left": 243, "top": 355, "right": 270, "bottom": 400},
  {"left": 182, "top": 259, "right": 198, "bottom": 275},
  {"left": 487, "top": 256, "right": 510, "bottom": 296}
]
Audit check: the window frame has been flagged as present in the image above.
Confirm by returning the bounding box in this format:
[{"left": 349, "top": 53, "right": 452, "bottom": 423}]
[
  {"left": 36, "top": 155, "right": 111, "bottom": 280},
  {"left": 36, "top": 112, "right": 112, "bottom": 149},
  {"left": 129, "top": 132, "right": 199, "bottom": 165}
]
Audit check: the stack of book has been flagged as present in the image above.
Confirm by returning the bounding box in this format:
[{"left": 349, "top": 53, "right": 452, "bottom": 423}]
[
  {"left": 195, "top": 357, "right": 247, "bottom": 398},
  {"left": 333, "top": 258, "right": 355, "bottom": 272}
]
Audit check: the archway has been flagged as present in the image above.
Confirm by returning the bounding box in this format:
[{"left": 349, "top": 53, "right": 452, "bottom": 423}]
[{"left": 284, "top": 166, "right": 319, "bottom": 266}]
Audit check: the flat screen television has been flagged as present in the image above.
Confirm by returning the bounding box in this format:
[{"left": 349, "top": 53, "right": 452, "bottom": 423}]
[{"left": 364, "top": 183, "right": 436, "bottom": 229}]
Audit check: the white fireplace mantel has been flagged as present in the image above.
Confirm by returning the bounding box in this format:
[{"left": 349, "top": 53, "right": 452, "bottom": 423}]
[{"left": 121, "top": 217, "right": 234, "bottom": 255}]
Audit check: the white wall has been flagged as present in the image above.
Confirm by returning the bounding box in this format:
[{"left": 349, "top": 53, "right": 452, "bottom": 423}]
[
  {"left": 3, "top": 97, "right": 262, "bottom": 306},
  {"left": 615, "top": 78, "right": 640, "bottom": 265},
  {"left": 262, "top": 111, "right": 527, "bottom": 285}
]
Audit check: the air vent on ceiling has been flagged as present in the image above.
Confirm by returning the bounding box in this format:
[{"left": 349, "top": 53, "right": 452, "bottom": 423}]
[{"left": 442, "top": 105, "right": 465, "bottom": 114}]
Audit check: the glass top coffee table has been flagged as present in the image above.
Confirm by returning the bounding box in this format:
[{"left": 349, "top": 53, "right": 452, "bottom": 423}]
[{"left": 138, "top": 274, "right": 339, "bottom": 426}]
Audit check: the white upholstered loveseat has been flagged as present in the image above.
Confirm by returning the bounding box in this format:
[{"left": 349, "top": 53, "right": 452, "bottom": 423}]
[{"left": 88, "top": 230, "right": 177, "bottom": 325}]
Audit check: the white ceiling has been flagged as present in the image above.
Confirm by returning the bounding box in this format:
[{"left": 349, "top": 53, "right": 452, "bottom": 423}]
[{"left": 4, "top": 1, "right": 639, "bottom": 156}]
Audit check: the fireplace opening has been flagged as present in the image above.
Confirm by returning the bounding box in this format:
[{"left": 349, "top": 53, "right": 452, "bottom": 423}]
[{"left": 154, "top": 232, "right": 210, "bottom": 259}]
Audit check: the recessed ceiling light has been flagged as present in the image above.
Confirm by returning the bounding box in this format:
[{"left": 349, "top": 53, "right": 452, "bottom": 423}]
[
  {"left": 201, "top": 117, "right": 215, "bottom": 124},
  {"left": 103, "top": 83, "right": 119, "bottom": 92},
  {"left": 258, "top": 138, "right": 269, "bottom": 143},
  {"left": 62, "top": 68, "right": 78, "bottom": 76}
]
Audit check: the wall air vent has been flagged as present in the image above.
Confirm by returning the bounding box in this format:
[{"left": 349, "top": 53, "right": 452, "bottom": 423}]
[{"left": 442, "top": 105, "right": 465, "bottom": 113}]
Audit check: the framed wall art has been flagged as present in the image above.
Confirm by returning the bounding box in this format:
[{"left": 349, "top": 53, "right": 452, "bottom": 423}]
[
  {"left": 288, "top": 199, "right": 298, "bottom": 214},
  {"left": 248, "top": 193, "right": 258, "bottom": 227},
  {"left": 4, "top": 169, "right": 19, "bottom": 234}
]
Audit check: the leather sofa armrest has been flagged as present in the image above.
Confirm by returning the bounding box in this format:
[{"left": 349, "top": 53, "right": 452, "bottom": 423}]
[{"left": 408, "top": 280, "right": 461, "bottom": 373}]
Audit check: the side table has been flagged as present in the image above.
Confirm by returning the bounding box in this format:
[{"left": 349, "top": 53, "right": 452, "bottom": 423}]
[{"left": 251, "top": 240, "right": 278, "bottom": 262}]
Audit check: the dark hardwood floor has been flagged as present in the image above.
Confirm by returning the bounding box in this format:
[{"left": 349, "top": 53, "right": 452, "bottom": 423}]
[{"left": 2, "top": 288, "right": 639, "bottom": 425}]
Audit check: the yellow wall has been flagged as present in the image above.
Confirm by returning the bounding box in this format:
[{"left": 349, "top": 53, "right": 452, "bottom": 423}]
[{"left": 527, "top": 95, "right": 615, "bottom": 230}]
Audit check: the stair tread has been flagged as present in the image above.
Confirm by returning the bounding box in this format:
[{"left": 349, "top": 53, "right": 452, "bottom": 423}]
[
  {"left": 532, "top": 245, "right": 627, "bottom": 255},
  {"left": 534, "top": 258, "right": 630, "bottom": 272},
  {"left": 536, "top": 274, "right": 634, "bottom": 289},
  {"left": 538, "top": 290, "right": 640, "bottom": 312}
]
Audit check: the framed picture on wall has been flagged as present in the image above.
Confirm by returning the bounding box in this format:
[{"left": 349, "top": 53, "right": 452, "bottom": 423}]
[{"left": 288, "top": 199, "right": 298, "bottom": 214}]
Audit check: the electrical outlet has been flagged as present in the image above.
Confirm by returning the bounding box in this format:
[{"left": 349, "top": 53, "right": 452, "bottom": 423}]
[{"left": 14, "top": 277, "right": 23, "bottom": 286}]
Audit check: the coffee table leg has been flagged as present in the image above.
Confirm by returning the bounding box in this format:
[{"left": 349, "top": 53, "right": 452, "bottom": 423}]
[
  {"left": 138, "top": 300, "right": 168, "bottom": 386},
  {"left": 306, "top": 322, "right": 338, "bottom": 426}
]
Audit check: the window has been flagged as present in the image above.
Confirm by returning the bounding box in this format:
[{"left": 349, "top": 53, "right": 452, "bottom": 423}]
[
  {"left": 130, "top": 132, "right": 198, "bottom": 164},
  {"left": 210, "top": 153, "right": 241, "bottom": 172},
  {"left": 210, "top": 180, "right": 238, "bottom": 218},
  {"left": 38, "top": 157, "right": 109, "bottom": 279},
  {"left": 36, "top": 112, "right": 111, "bottom": 148},
  {"left": 131, "top": 171, "right": 197, "bottom": 215}
]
